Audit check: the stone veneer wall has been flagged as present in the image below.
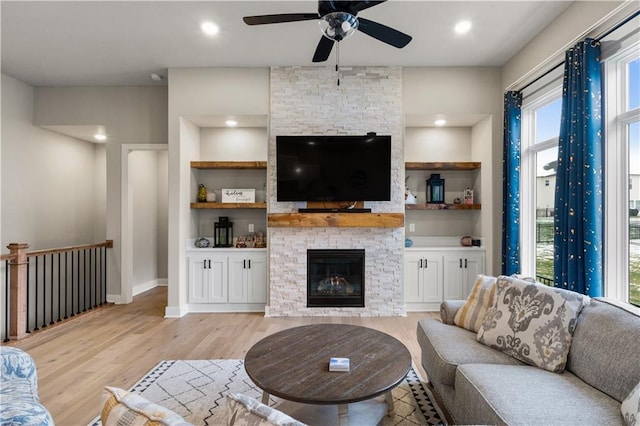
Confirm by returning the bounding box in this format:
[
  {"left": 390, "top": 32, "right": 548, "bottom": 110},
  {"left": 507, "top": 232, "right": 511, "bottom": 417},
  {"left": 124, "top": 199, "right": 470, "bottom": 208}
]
[{"left": 267, "top": 66, "right": 405, "bottom": 316}]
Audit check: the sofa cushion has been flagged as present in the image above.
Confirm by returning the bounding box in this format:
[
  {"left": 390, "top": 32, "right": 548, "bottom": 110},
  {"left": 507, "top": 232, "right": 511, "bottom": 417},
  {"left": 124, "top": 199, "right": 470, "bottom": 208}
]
[
  {"left": 454, "top": 275, "right": 496, "bottom": 332},
  {"left": 622, "top": 381, "right": 640, "bottom": 426},
  {"left": 226, "top": 393, "right": 306, "bottom": 426},
  {"left": 101, "top": 386, "right": 192, "bottom": 426},
  {"left": 567, "top": 298, "right": 640, "bottom": 402},
  {"left": 477, "top": 275, "right": 585, "bottom": 373},
  {"left": 455, "top": 364, "right": 625, "bottom": 426},
  {"left": 417, "top": 318, "right": 522, "bottom": 387}
]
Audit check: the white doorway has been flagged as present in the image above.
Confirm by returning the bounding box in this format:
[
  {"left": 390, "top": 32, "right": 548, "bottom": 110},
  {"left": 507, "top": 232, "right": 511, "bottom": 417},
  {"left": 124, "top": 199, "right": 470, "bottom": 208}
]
[{"left": 121, "top": 144, "right": 168, "bottom": 303}]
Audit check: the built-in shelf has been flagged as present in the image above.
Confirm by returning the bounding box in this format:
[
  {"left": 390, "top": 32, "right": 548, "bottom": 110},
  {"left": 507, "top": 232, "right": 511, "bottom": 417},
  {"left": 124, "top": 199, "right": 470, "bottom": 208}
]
[
  {"left": 405, "top": 162, "right": 481, "bottom": 171},
  {"left": 405, "top": 203, "right": 481, "bottom": 210},
  {"left": 191, "top": 161, "right": 267, "bottom": 169},
  {"left": 191, "top": 202, "right": 267, "bottom": 209},
  {"left": 267, "top": 213, "right": 404, "bottom": 228}
]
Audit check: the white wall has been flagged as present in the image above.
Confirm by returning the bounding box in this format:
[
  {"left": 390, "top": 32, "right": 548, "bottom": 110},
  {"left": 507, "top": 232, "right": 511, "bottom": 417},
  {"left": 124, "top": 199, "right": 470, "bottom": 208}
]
[
  {"left": 502, "top": 1, "right": 630, "bottom": 91},
  {"left": 130, "top": 150, "right": 168, "bottom": 293},
  {"left": 403, "top": 67, "right": 502, "bottom": 274},
  {"left": 33, "top": 86, "right": 168, "bottom": 298},
  {"left": 167, "top": 68, "right": 270, "bottom": 315},
  {"left": 1, "top": 74, "right": 104, "bottom": 250}
]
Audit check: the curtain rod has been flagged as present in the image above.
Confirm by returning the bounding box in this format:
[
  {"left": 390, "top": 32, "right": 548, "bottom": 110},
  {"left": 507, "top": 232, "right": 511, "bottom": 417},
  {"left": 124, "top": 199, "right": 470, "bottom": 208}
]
[{"left": 517, "top": 9, "right": 640, "bottom": 93}]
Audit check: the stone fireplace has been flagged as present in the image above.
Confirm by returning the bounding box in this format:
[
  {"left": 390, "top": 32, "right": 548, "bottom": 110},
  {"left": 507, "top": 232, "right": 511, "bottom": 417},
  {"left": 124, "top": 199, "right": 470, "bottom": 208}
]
[
  {"left": 307, "top": 249, "right": 365, "bottom": 308},
  {"left": 267, "top": 66, "right": 405, "bottom": 317}
]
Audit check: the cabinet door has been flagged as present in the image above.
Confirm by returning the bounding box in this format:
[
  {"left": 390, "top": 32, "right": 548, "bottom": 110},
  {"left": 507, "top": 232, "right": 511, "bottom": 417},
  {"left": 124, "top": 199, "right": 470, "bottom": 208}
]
[
  {"left": 404, "top": 253, "right": 424, "bottom": 302},
  {"left": 207, "top": 255, "right": 228, "bottom": 303},
  {"left": 443, "top": 255, "right": 465, "bottom": 300},
  {"left": 188, "top": 254, "right": 210, "bottom": 303},
  {"left": 246, "top": 252, "right": 267, "bottom": 304},
  {"left": 422, "top": 255, "right": 443, "bottom": 303},
  {"left": 462, "top": 253, "right": 485, "bottom": 296},
  {"left": 228, "top": 255, "right": 249, "bottom": 303}
]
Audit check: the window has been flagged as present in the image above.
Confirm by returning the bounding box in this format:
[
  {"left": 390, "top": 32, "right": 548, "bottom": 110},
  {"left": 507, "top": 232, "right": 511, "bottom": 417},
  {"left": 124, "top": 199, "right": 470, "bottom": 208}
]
[
  {"left": 521, "top": 90, "right": 562, "bottom": 286},
  {"left": 605, "top": 40, "right": 640, "bottom": 306}
]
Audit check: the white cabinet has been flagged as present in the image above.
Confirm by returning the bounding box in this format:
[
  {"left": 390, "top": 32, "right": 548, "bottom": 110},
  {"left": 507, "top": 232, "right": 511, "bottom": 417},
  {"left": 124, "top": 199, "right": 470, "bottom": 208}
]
[
  {"left": 405, "top": 245, "right": 485, "bottom": 311},
  {"left": 228, "top": 252, "right": 267, "bottom": 304},
  {"left": 187, "top": 249, "right": 267, "bottom": 311},
  {"left": 187, "top": 252, "right": 227, "bottom": 303},
  {"left": 443, "top": 252, "right": 485, "bottom": 300},
  {"left": 404, "top": 251, "right": 443, "bottom": 311}
]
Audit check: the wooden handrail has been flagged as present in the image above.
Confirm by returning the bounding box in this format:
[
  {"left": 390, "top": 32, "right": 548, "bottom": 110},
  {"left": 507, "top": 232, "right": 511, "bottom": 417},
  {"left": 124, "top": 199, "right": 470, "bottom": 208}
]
[
  {"left": 25, "top": 240, "right": 113, "bottom": 257},
  {"left": 2, "top": 240, "right": 113, "bottom": 341},
  {"left": 0, "top": 253, "right": 17, "bottom": 262}
]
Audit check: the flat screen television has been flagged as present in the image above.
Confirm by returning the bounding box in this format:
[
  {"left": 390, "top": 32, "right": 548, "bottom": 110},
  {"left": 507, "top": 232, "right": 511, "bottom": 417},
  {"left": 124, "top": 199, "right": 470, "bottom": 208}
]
[{"left": 276, "top": 135, "right": 391, "bottom": 202}]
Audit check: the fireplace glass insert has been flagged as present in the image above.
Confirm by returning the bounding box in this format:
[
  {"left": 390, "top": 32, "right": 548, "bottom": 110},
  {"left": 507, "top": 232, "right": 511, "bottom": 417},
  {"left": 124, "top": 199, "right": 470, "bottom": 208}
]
[{"left": 307, "top": 249, "right": 365, "bottom": 308}]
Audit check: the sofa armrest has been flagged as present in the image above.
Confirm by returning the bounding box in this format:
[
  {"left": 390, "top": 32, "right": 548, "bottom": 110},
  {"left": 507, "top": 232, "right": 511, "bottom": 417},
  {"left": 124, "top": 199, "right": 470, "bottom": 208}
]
[{"left": 440, "top": 300, "right": 466, "bottom": 324}]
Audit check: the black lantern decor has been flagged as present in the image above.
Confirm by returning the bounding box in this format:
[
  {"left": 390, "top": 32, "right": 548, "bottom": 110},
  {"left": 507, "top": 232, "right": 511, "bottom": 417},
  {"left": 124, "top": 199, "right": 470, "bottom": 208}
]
[
  {"left": 427, "top": 174, "right": 445, "bottom": 204},
  {"left": 214, "top": 216, "right": 233, "bottom": 247}
]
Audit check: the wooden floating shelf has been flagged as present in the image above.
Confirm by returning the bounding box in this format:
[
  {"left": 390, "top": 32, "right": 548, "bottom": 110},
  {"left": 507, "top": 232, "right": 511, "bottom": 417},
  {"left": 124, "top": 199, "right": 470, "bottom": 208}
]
[
  {"left": 267, "top": 213, "right": 404, "bottom": 228},
  {"left": 405, "top": 203, "right": 481, "bottom": 210},
  {"left": 191, "top": 161, "right": 267, "bottom": 169},
  {"left": 405, "top": 162, "right": 481, "bottom": 171},
  {"left": 191, "top": 202, "right": 267, "bottom": 209}
]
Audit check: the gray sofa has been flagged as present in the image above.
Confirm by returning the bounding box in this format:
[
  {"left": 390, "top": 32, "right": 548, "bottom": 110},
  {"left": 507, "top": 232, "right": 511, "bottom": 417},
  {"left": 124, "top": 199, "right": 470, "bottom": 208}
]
[{"left": 417, "top": 296, "right": 640, "bottom": 425}]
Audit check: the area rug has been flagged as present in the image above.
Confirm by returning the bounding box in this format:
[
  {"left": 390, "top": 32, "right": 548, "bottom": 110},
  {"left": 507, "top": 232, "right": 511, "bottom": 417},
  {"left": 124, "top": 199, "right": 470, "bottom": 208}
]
[{"left": 89, "top": 359, "right": 446, "bottom": 426}]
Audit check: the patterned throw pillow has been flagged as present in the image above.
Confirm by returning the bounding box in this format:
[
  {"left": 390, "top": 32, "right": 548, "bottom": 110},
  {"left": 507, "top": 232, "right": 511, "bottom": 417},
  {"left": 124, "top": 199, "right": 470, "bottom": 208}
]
[
  {"left": 454, "top": 275, "right": 497, "bottom": 332},
  {"left": 226, "top": 393, "right": 307, "bottom": 426},
  {"left": 622, "top": 381, "right": 640, "bottom": 426},
  {"left": 101, "top": 386, "right": 192, "bottom": 426},
  {"left": 477, "top": 275, "right": 585, "bottom": 373}
]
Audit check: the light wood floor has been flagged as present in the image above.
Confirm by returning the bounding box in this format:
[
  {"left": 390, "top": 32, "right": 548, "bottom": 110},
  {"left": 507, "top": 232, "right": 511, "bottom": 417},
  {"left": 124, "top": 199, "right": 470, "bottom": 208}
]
[{"left": 6, "top": 287, "right": 438, "bottom": 426}]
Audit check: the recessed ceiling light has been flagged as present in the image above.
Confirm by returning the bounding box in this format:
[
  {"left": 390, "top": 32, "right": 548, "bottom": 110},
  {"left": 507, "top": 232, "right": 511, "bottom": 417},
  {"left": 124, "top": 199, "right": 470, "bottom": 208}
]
[
  {"left": 454, "top": 20, "right": 472, "bottom": 35},
  {"left": 201, "top": 21, "right": 219, "bottom": 36},
  {"left": 94, "top": 134, "right": 107, "bottom": 141},
  {"left": 434, "top": 119, "right": 447, "bottom": 127},
  {"left": 150, "top": 73, "right": 163, "bottom": 81},
  {"left": 225, "top": 120, "right": 238, "bottom": 127}
]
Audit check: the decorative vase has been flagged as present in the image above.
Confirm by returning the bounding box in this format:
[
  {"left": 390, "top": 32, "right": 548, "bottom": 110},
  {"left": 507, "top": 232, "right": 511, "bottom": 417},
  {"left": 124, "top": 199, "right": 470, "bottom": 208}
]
[
  {"left": 197, "top": 184, "right": 207, "bottom": 202},
  {"left": 405, "top": 237, "right": 413, "bottom": 247},
  {"left": 195, "top": 237, "right": 210, "bottom": 248}
]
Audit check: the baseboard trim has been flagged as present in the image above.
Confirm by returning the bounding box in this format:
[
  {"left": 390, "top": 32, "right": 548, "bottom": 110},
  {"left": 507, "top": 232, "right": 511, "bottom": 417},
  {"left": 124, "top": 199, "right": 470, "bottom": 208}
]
[
  {"left": 164, "top": 305, "right": 188, "bottom": 318},
  {"left": 133, "top": 278, "right": 168, "bottom": 296}
]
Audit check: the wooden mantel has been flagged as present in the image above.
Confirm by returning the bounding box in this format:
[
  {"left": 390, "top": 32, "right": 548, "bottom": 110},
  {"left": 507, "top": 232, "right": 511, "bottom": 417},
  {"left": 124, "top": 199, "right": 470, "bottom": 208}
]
[{"left": 267, "top": 212, "right": 404, "bottom": 228}]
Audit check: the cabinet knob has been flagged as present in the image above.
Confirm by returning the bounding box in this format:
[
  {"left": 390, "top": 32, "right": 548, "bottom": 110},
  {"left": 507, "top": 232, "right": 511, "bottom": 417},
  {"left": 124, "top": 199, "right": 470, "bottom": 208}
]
[
  {"left": 419, "top": 259, "right": 423, "bottom": 268},
  {"left": 248, "top": 259, "right": 251, "bottom": 269},
  {"left": 459, "top": 258, "right": 462, "bottom": 268},
  {"left": 243, "top": 259, "right": 246, "bottom": 269},
  {"left": 465, "top": 258, "right": 468, "bottom": 268},
  {"left": 424, "top": 259, "right": 428, "bottom": 269}
]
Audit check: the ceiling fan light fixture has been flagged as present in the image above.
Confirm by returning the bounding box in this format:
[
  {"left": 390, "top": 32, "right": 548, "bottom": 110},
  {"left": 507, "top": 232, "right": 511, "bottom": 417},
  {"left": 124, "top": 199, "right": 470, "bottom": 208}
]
[{"left": 319, "top": 12, "right": 358, "bottom": 42}]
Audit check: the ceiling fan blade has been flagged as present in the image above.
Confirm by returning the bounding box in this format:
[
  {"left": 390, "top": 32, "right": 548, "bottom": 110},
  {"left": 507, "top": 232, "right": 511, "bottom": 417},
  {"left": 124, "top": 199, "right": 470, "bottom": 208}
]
[
  {"left": 243, "top": 13, "right": 319, "bottom": 25},
  {"left": 357, "top": 17, "right": 412, "bottom": 48},
  {"left": 349, "top": 1, "right": 387, "bottom": 13},
  {"left": 312, "top": 36, "right": 335, "bottom": 62}
]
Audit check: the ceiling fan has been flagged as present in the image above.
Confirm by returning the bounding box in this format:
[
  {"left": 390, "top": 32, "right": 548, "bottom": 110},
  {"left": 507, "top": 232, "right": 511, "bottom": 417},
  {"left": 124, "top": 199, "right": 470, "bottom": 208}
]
[{"left": 242, "top": 1, "right": 412, "bottom": 63}]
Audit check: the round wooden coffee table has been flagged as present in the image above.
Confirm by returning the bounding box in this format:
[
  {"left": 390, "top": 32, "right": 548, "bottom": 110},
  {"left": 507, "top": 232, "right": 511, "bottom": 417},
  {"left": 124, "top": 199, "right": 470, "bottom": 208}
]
[{"left": 244, "top": 324, "right": 411, "bottom": 425}]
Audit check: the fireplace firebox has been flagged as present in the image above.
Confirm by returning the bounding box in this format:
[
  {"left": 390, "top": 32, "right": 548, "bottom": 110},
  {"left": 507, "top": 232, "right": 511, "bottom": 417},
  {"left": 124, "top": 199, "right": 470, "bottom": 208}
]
[{"left": 307, "top": 249, "right": 365, "bottom": 308}]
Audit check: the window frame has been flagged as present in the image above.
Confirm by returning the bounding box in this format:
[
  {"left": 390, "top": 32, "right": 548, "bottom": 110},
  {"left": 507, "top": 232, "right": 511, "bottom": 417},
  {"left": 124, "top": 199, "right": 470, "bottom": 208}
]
[{"left": 603, "top": 40, "right": 640, "bottom": 302}]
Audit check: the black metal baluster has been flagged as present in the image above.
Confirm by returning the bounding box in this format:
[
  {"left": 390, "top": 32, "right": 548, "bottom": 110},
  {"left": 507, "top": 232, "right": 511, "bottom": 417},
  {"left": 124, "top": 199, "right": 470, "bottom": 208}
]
[
  {"left": 49, "top": 253, "right": 54, "bottom": 325},
  {"left": 42, "top": 255, "right": 47, "bottom": 328},
  {"left": 83, "top": 249, "right": 87, "bottom": 312},
  {"left": 93, "top": 247, "right": 98, "bottom": 308},
  {"left": 102, "top": 246, "right": 107, "bottom": 305},
  {"left": 26, "top": 257, "right": 31, "bottom": 333},
  {"left": 89, "top": 248, "right": 93, "bottom": 309},
  {"left": 4, "top": 260, "right": 10, "bottom": 342},
  {"left": 71, "top": 250, "right": 76, "bottom": 316},
  {"left": 57, "top": 253, "right": 61, "bottom": 322},
  {"left": 34, "top": 257, "right": 39, "bottom": 331},
  {"left": 64, "top": 252, "right": 69, "bottom": 319}
]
